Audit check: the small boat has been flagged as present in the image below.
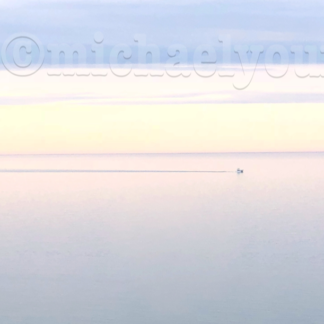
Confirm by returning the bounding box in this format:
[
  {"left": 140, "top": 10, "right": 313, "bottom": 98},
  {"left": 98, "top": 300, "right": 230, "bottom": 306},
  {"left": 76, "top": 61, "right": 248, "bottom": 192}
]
[{"left": 237, "top": 168, "right": 244, "bottom": 174}]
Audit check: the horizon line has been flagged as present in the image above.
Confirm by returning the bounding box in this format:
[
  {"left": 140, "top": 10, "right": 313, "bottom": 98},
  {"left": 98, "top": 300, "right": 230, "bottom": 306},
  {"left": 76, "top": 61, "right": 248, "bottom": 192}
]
[{"left": 0, "top": 151, "right": 324, "bottom": 157}]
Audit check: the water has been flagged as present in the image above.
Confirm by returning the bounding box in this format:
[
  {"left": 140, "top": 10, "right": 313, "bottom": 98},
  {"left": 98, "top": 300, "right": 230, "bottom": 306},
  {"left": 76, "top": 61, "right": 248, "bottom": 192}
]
[{"left": 0, "top": 153, "right": 323, "bottom": 324}]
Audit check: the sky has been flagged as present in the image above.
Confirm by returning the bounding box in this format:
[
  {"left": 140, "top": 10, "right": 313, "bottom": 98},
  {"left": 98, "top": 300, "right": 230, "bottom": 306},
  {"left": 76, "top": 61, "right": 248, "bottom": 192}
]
[
  {"left": 1, "top": 0, "right": 324, "bottom": 47},
  {"left": 1, "top": 0, "right": 324, "bottom": 154}
]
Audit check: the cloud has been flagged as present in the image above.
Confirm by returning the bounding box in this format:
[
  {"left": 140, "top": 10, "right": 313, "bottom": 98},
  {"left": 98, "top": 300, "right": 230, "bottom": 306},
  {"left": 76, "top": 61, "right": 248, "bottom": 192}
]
[
  {"left": 1, "top": 66, "right": 324, "bottom": 105},
  {"left": 1, "top": 0, "right": 324, "bottom": 55}
]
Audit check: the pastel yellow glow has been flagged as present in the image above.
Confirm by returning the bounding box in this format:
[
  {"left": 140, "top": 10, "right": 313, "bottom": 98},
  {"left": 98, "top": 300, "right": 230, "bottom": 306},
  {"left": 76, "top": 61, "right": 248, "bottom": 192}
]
[
  {"left": 1, "top": 67, "right": 324, "bottom": 154},
  {"left": 1, "top": 103, "right": 324, "bottom": 154}
]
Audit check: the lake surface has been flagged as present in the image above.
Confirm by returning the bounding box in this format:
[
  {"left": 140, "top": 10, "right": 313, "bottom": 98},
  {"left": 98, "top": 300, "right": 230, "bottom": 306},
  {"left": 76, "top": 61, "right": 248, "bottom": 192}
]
[{"left": 0, "top": 153, "right": 323, "bottom": 324}]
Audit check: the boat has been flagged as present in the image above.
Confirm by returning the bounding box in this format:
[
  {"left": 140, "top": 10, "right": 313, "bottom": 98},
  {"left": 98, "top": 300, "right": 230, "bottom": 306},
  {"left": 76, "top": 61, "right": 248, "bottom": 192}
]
[{"left": 237, "top": 168, "right": 244, "bottom": 174}]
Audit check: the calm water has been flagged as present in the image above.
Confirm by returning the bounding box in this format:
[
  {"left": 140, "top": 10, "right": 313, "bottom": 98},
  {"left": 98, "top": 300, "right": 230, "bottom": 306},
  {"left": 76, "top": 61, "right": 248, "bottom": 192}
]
[{"left": 0, "top": 153, "right": 324, "bottom": 324}]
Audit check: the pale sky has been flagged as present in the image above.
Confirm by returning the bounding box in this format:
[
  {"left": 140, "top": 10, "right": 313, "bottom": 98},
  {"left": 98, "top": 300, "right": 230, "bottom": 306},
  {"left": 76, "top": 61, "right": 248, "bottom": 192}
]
[
  {"left": 1, "top": 0, "right": 324, "bottom": 47},
  {"left": 2, "top": 102, "right": 324, "bottom": 154},
  {"left": 1, "top": 67, "right": 324, "bottom": 153},
  {"left": 1, "top": 0, "right": 324, "bottom": 154}
]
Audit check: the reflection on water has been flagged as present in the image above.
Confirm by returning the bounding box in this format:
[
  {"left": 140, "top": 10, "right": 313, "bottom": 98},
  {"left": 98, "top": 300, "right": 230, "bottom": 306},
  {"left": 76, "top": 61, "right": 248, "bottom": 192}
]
[{"left": 0, "top": 154, "right": 324, "bottom": 324}]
